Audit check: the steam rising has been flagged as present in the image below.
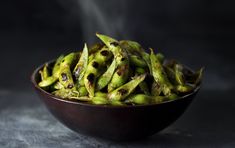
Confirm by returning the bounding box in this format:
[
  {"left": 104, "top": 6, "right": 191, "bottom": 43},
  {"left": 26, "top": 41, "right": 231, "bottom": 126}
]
[{"left": 77, "top": 0, "right": 127, "bottom": 43}]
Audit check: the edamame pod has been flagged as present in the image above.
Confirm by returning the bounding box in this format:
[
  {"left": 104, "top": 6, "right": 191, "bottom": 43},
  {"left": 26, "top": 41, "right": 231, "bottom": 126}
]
[
  {"left": 96, "top": 59, "right": 117, "bottom": 90},
  {"left": 40, "top": 63, "right": 50, "bottom": 80},
  {"left": 39, "top": 76, "right": 58, "bottom": 88},
  {"left": 96, "top": 33, "right": 130, "bottom": 91},
  {"left": 84, "top": 46, "right": 113, "bottom": 97},
  {"left": 78, "top": 86, "right": 88, "bottom": 96},
  {"left": 108, "top": 74, "right": 146, "bottom": 101},
  {"left": 52, "top": 55, "right": 64, "bottom": 78},
  {"left": 174, "top": 64, "right": 185, "bottom": 85},
  {"left": 108, "top": 63, "right": 129, "bottom": 92},
  {"left": 175, "top": 84, "right": 194, "bottom": 93},
  {"left": 92, "top": 97, "right": 109, "bottom": 105},
  {"left": 95, "top": 91, "right": 107, "bottom": 98},
  {"left": 73, "top": 44, "right": 89, "bottom": 81},
  {"left": 150, "top": 48, "right": 173, "bottom": 95},
  {"left": 59, "top": 66, "right": 74, "bottom": 89},
  {"left": 130, "top": 55, "right": 147, "bottom": 67}
]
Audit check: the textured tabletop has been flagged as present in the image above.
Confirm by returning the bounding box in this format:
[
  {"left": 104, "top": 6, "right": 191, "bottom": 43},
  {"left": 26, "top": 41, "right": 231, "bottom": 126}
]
[{"left": 0, "top": 89, "right": 234, "bottom": 148}]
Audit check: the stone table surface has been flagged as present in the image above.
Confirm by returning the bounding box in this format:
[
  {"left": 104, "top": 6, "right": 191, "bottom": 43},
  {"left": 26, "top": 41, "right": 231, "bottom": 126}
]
[{"left": 0, "top": 89, "right": 235, "bottom": 148}]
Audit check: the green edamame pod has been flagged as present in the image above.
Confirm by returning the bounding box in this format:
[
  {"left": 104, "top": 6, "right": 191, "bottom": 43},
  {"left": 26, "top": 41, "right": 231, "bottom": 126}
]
[
  {"left": 176, "top": 84, "right": 194, "bottom": 93},
  {"left": 164, "top": 66, "right": 177, "bottom": 85},
  {"left": 41, "top": 63, "right": 50, "bottom": 80},
  {"left": 39, "top": 70, "right": 44, "bottom": 81},
  {"left": 95, "top": 91, "right": 107, "bottom": 98},
  {"left": 134, "top": 67, "right": 150, "bottom": 95},
  {"left": 92, "top": 97, "right": 109, "bottom": 105},
  {"left": 150, "top": 48, "right": 173, "bottom": 95},
  {"left": 167, "top": 93, "right": 178, "bottom": 100},
  {"left": 110, "top": 100, "right": 125, "bottom": 106},
  {"left": 151, "top": 81, "right": 161, "bottom": 96},
  {"left": 84, "top": 46, "right": 113, "bottom": 97},
  {"left": 60, "top": 52, "right": 78, "bottom": 68},
  {"left": 78, "top": 86, "right": 88, "bottom": 96},
  {"left": 52, "top": 88, "right": 91, "bottom": 101},
  {"left": 174, "top": 64, "right": 185, "bottom": 85},
  {"left": 120, "top": 40, "right": 152, "bottom": 74},
  {"left": 125, "top": 94, "right": 164, "bottom": 105},
  {"left": 130, "top": 55, "right": 147, "bottom": 68},
  {"left": 59, "top": 66, "right": 74, "bottom": 89},
  {"left": 108, "top": 74, "right": 146, "bottom": 101},
  {"left": 39, "top": 76, "right": 58, "bottom": 88},
  {"left": 73, "top": 44, "right": 89, "bottom": 81},
  {"left": 120, "top": 40, "right": 143, "bottom": 56},
  {"left": 52, "top": 55, "right": 64, "bottom": 78},
  {"left": 108, "top": 63, "right": 129, "bottom": 92},
  {"left": 126, "top": 94, "right": 151, "bottom": 105},
  {"left": 94, "top": 46, "right": 112, "bottom": 63},
  {"left": 96, "top": 59, "right": 117, "bottom": 90},
  {"left": 96, "top": 33, "right": 130, "bottom": 91},
  {"left": 53, "top": 81, "right": 64, "bottom": 90}
]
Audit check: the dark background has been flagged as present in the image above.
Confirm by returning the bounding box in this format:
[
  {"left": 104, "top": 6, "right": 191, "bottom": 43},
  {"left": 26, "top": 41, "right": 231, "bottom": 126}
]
[{"left": 0, "top": 0, "right": 235, "bottom": 147}]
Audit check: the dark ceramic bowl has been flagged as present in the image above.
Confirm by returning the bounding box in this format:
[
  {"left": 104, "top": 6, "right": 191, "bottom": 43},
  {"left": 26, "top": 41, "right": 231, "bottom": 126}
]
[{"left": 31, "top": 61, "right": 200, "bottom": 141}]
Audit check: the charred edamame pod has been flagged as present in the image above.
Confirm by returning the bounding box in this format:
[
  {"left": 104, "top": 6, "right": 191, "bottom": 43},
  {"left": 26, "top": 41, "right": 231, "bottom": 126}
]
[
  {"left": 150, "top": 48, "right": 173, "bottom": 95},
  {"left": 52, "top": 55, "right": 64, "bottom": 78},
  {"left": 96, "top": 59, "right": 117, "bottom": 90},
  {"left": 108, "top": 74, "right": 146, "bottom": 101}
]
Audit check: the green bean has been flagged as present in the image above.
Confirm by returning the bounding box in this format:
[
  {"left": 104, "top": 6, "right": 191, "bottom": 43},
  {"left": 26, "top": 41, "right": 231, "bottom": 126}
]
[
  {"left": 96, "top": 59, "right": 117, "bottom": 90},
  {"left": 150, "top": 48, "right": 173, "bottom": 95},
  {"left": 73, "top": 44, "right": 89, "bottom": 81},
  {"left": 108, "top": 74, "right": 146, "bottom": 101},
  {"left": 130, "top": 55, "right": 147, "bottom": 67},
  {"left": 52, "top": 55, "right": 64, "bottom": 78},
  {"left": 92, "top": 96, "right": 109, "bottom": 105},
  {"left": 39, "top": 76, "right": 58, "bottom": 88}
]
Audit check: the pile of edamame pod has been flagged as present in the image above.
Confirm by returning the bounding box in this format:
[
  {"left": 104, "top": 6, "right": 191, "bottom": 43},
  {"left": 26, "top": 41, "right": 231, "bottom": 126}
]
[{"left": 38, "top": 34, "right": 203, "bottom": 105}]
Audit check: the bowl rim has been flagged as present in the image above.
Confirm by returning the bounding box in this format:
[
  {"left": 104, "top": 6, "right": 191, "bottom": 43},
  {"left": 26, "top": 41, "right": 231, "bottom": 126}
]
[{"left": 31, "top": 60, "right": 200, "bottom": 108}]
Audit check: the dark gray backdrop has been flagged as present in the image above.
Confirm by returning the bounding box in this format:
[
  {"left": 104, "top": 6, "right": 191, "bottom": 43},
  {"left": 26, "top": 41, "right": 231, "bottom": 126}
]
[{"left": 0, "top": 0, "right": 234, "bottom": 147}]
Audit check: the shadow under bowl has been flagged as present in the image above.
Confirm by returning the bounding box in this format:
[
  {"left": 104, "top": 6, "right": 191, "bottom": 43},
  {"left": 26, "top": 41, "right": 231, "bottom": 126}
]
[{"left": 31, "top": 61, "right": 200, "bottom": 141}]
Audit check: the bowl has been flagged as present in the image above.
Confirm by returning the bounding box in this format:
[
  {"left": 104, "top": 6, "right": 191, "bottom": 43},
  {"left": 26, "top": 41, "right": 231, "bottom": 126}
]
[{"left": 31, "top": 60, "right": 200, "bottom": 141}]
